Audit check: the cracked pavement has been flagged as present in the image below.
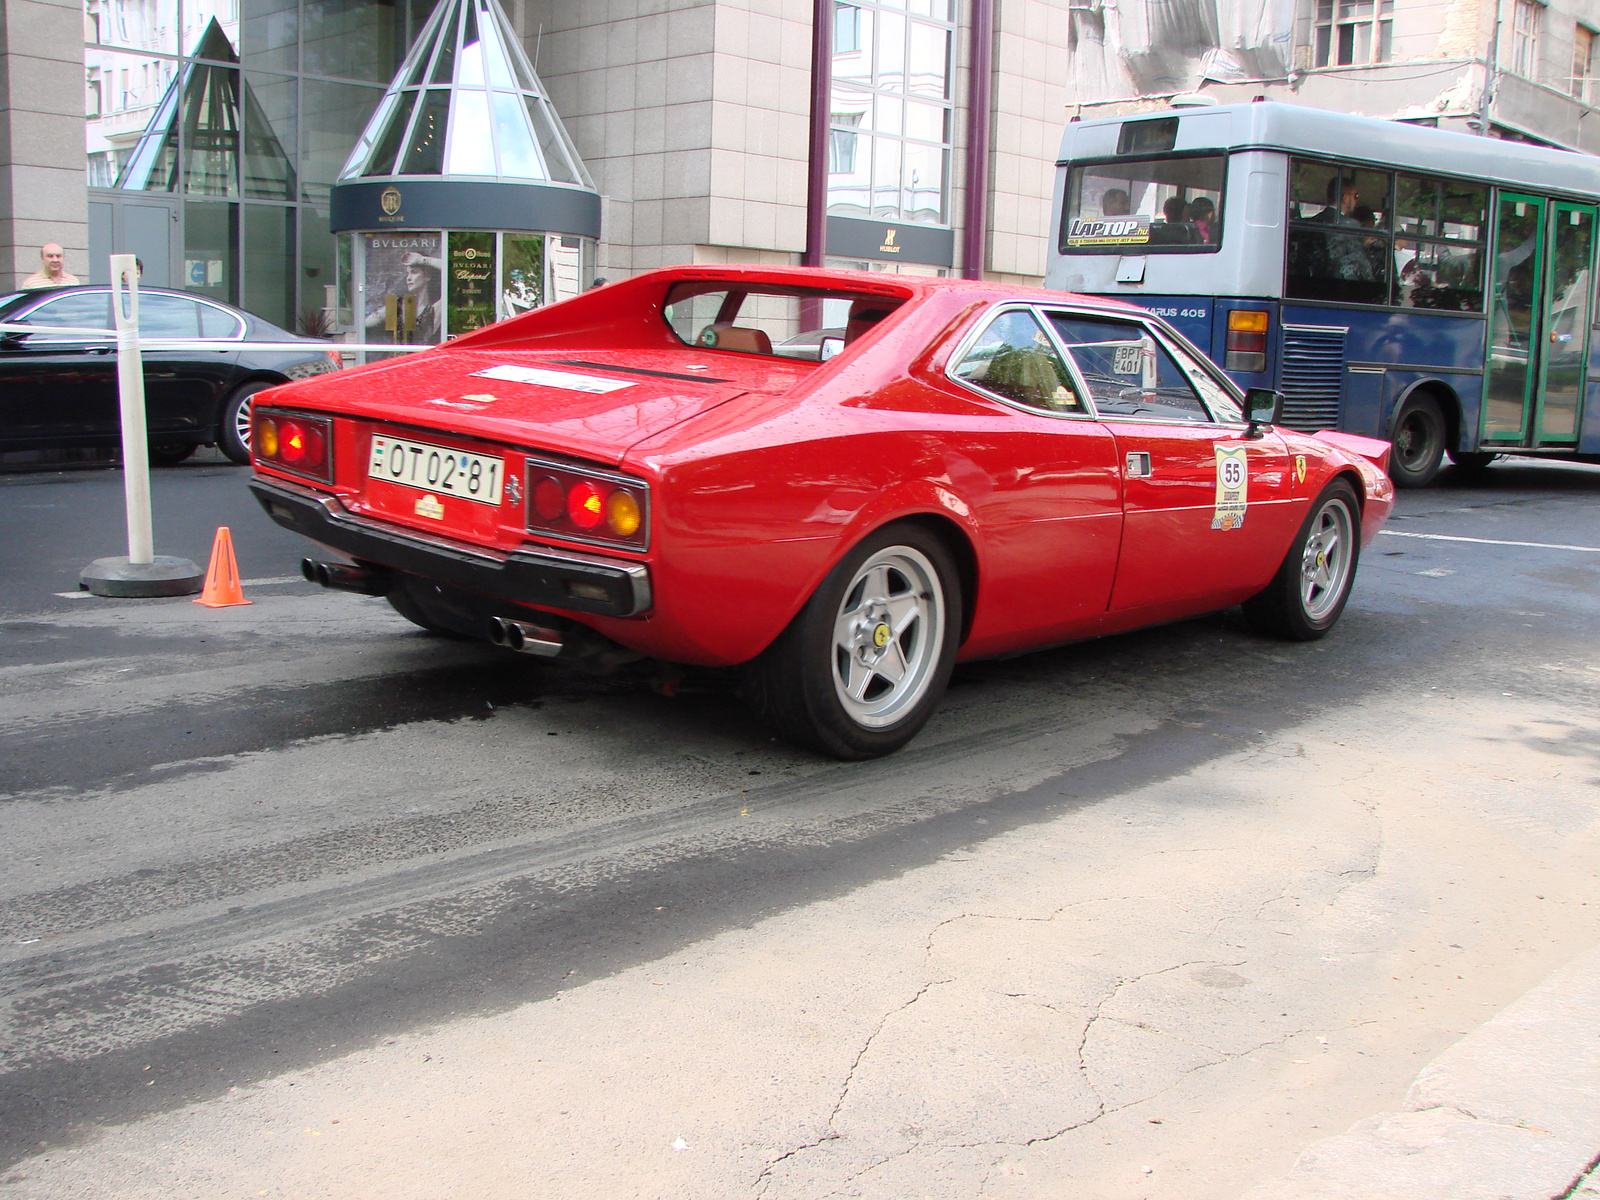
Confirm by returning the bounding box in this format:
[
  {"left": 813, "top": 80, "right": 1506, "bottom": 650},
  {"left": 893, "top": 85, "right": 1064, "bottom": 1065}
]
[{"left": 2, "top": 458, "right": 1599, "bottom": 1198}]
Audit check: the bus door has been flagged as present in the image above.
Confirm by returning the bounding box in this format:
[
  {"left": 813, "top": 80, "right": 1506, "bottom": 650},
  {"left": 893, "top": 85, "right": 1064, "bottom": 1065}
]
[{"left": 1483, "top": 194, "right": 1596, "bottom": 447}]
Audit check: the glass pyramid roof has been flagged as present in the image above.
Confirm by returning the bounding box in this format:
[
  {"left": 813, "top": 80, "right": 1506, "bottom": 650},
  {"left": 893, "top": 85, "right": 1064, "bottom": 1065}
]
[
  {"left": 338, "top": 0, "right": 593, "bottom": 188},
  {"left": 114, "top": 18, "right": 295, "bottom": 198}
]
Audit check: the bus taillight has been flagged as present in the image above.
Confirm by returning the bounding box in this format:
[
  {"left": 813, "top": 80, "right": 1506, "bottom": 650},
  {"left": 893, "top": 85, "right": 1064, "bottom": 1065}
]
[{"left": 1225, "top": 310, "right": 1269, "bottom": 373}]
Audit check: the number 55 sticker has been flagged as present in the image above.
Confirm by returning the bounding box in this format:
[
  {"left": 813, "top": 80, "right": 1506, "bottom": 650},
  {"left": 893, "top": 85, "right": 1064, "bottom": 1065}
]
[{"left": 1213, "top": 445, "right": 1249, "bottom": 530}]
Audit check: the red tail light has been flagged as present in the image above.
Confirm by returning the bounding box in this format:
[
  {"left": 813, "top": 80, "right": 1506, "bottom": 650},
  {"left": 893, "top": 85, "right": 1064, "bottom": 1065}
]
[
  {"left": 525, "top": 458, "right": 649, "bottom": 549},
  {"left": 254, "top": 407, "right": 334, "bottom": 483}
]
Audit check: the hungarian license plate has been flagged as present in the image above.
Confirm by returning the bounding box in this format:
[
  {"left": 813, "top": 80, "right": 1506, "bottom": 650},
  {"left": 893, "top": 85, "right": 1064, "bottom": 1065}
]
[{"left": 368, "top": 434, "right": 504, "bottom": 506}]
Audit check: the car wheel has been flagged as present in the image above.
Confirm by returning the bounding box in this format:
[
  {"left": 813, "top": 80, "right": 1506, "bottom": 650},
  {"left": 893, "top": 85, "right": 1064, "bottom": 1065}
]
[
  {"left": 147, "top": 441, "right": 197, "bottom": 467},
  {"left": 1389, "top": 394, "right": 1445, "bottom": 488},
  {"left": 745, "top": 523, "right": 961, "bottom": 760},
  {"left": 1447, "top": 449, "right": 1498, "bottom": 473},
  {"left": 1243, "top": 479, "right": 1361, "bottom": 642},
  {"left": 218, "top": 381, "right": 275, "bottom": 466}
]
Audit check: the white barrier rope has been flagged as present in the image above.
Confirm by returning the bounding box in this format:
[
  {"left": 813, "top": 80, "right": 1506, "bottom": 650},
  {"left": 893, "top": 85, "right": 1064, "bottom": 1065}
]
[{"left": 0, "top": 321, "right": 432, "bottom": 354}]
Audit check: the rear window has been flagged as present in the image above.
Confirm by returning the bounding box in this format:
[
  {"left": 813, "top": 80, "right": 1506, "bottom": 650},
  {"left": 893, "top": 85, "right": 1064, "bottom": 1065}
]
[
  {"left": 662, "top": 282, "right": 905, "bottom": 360},
  {"left": 1061, "top": 153, "right": 1226, "bottom": 254}
]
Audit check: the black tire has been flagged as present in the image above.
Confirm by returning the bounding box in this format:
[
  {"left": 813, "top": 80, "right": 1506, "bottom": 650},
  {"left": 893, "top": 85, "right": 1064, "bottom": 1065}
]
[
  {"left": 1389, "top": 394, "right": 1446, "bottom": 488},
  {"left": 743, "top": 522, "right": 962, "bottom": 760},
  {"left": 1243, "top": 479, "right": 1362, "bottom": 642},
  {"left": 147, "top": 441, "right": 197, "bottom": 467},
  {"left": 218, "top": 381, "right": 276, "bottom": 466},
  {"left": 1447, "top": 449, "right": 1498, "bottom": 473}
]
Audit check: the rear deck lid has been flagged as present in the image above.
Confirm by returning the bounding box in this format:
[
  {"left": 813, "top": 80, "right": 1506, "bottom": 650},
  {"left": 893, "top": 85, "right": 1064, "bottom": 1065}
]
[{"left": 280, "top": 348, "right": 806, "bottom": 466}]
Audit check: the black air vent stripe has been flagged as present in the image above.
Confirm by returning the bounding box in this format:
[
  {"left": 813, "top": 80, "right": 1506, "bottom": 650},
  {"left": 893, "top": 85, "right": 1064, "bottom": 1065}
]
[{"left": 552, "top": 359, "right": 731, "bottom": 384}]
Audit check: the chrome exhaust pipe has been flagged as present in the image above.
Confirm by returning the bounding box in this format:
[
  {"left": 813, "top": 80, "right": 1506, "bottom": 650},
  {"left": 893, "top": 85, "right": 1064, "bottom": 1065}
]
[
  {"left": 301, "top": 558, "right": 391, "bottom": 596},
  {"left": 488, "top": 616, "right": 564, "bottom": 657}
]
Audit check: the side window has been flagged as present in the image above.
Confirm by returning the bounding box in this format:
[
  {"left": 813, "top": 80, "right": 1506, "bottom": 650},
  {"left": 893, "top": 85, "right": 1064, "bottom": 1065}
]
[
  {"left": 137, "top": 294, "right": 202, "bottom": 337},
  {"left": 950, "top": 309, "right": 1084, "bottom": 414},
  {"left": 17, "top": 292, "right": 111, "bottom": 339},
  {"left": 1160, "top": 334, "right": 1243, "bottom": 421},
  {"left": 1045, "top": 314, "right": 1212, "bottom": 422},
  {"left": 199, "top": 303, "right": 243, "bottom": 337},
  {"left": 1286, "top": 160, "right": 1392, "bottom": 306}
]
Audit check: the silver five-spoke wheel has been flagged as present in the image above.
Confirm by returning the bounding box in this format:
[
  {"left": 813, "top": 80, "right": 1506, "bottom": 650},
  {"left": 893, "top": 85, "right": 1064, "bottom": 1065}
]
[
  {"left": 744, "top": 522, "right": 962, "bottom": 759},
  {"left": 831, "top": 547, "right": 945, "bottom": 729},
  {"left": 1299, "top": 494, "right": 1353, "bottom": 623},
  {"left": 1243, "top": 478, "right": 1362, "bottom": 642}
]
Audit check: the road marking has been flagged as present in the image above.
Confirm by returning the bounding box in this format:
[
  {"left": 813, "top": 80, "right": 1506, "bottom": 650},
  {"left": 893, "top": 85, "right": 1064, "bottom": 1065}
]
[
  {"left": 53, "top": 575, "right": 306, "bottom": 599},
  {"left": 1379, "top": 529, "right": 1600, "bottom": 554}
]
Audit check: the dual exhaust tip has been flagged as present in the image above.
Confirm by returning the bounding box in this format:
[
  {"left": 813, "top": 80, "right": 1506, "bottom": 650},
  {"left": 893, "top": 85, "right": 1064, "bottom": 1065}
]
[
  {"left": 301, "top": 558, "right": 390, "bottom": 596},
  {"left": 487, "top": 616, "right": 565, "bottom": 657}
]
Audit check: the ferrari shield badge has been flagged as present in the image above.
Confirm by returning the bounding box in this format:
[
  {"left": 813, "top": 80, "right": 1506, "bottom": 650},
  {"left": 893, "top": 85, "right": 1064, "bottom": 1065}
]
[
  {"left": 1212, "top": 446, "right": 1249, "bottom": 530},
  {"left": 1294, "top": 455, "right": 1308, "bottom": 485}
]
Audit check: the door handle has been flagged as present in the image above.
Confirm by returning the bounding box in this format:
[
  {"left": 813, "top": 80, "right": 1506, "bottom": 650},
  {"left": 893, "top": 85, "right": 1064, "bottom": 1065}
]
[{"left": 1125, "top": 451, "right": 1152, "bottom": 477}]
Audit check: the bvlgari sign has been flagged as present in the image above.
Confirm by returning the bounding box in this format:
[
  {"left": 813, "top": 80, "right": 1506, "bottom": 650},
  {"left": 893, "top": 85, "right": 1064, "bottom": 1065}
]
[{"left": 827, "top": 216, "right": 953, "bottom": 267}]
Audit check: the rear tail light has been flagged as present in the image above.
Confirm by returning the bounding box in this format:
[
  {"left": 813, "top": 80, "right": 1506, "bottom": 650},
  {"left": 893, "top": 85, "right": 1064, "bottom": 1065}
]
[
  {"left": 525, "top": 457, "right": 649, "bottom": 549},
  {"left": 1224, "top": 309, "right": 1269, "bottom": 372},
  {"left": 254, "top": 407, "right": 334, "bottom": 483}
]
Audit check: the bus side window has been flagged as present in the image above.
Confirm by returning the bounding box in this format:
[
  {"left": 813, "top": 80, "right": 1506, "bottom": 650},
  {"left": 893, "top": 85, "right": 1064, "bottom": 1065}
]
[{"left": 1286, "top": 160, "right": 1391, "bottom": 306}]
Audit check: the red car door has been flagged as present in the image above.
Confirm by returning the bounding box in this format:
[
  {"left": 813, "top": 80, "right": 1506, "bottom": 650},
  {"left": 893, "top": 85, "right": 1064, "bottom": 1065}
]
[
  {"left": 937, "top": 305, "right": 1123, "bottom": 652},
  {"left": 1042, "top": 312, "right": 1295, "bottom": 614}
]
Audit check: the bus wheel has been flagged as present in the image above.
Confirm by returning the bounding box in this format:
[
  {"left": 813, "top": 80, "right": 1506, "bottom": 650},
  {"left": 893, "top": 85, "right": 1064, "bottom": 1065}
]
[{"left": 1390, "top": 395, "right": 1445, "bottom": 488}]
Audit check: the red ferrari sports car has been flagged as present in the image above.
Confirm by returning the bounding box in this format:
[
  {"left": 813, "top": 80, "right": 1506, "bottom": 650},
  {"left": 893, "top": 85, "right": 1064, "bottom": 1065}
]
[{"left": 250, "top": 265, "right": 1393, "bottom": 759}]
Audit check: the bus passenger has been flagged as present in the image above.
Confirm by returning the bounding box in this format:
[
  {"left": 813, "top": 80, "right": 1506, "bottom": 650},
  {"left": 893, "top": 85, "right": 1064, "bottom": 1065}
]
[
  {"left": 1188, "top": 197, "right": 1216, "bottom": 243},
  {"left": 1101, "top": 188, "right": 1131, "bottom": 216},
  {"left": 1308, "top": 179, "right": 1374, "bottom": 281},
  {"left": 1149, "top": 197, "right": 1197, "bottom": 244}
]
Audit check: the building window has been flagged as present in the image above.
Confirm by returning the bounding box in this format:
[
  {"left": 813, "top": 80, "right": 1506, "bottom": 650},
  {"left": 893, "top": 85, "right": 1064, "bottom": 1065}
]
[
  {"left": 834, "top": 3, "right": 860, "bottom": 54},
  {"left": 1312, "top": 0, "right": 1394, "bottom": 67},
  {"left": 1511, "top": 0, "right": 1544, "bottom": 79},
  {"left": 827, "top": 0, "right": 955, "bottom": 226},
  {"left": 1573, "top": 24, "right": 1595, "bottom": 101}
]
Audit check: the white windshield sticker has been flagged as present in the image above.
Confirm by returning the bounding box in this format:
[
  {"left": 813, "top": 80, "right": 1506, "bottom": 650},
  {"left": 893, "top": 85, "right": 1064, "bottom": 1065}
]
[{"left": 472, "top": 364, "right": 635, "bottom": 394}]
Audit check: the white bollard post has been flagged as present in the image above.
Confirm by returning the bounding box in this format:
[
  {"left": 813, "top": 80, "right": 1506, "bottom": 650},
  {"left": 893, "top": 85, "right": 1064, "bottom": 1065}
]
[
  {"left": 78, "top": 255, "right": 204, "bottom": 597},
  {"left": 111, "top": 254, "right": 153, "bottom": 565}
]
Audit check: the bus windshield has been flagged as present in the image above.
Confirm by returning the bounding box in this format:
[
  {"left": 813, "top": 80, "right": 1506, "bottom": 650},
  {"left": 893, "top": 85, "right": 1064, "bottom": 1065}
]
[{"left": 1062, "top": 154, "right": 1226, "bottom": 254}]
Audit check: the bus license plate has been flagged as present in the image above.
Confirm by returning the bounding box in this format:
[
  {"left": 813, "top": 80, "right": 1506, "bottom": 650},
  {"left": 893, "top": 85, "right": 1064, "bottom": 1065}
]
[{"left": 369, "top": 435, "right": 503, "bottom": 506}]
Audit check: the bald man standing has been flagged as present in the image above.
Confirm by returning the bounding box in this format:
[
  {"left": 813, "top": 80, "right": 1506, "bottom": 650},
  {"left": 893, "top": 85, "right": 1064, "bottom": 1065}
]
[{"left": 20, "top": 243, "right": 80, "bottom": 289}]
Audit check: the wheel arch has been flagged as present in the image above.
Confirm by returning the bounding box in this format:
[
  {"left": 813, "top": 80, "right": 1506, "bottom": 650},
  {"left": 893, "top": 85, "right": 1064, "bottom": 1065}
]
[
  {"left": 1387, "top": 378, "right": 1464, "bottom": 453},
  {"left": 886, "top": 511, "right": 980, "bottom": 647}
]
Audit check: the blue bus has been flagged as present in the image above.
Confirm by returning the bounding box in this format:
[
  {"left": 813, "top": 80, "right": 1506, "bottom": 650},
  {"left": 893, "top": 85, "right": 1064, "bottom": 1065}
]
[{"left": 1046, "top": 101, "right": 1600, "bottom": 486}]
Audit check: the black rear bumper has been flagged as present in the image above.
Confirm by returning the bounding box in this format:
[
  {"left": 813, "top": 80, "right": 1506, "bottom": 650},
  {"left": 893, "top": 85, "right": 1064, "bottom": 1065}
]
[{"left": 249, "top": 477, "right": 652, "bottom": 617}]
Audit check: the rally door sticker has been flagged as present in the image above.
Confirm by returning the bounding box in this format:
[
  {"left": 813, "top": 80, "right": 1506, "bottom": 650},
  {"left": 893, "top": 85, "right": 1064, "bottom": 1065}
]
[{"left": 1212, "top": 445, "right": 1248, "bottom": 530}]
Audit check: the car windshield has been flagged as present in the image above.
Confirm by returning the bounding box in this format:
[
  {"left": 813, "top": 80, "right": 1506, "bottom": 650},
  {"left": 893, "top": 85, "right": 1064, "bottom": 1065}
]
[
  {"left": 662, "top": 282, "right": 905, "bottom": 359},
  {"left": 1062, "top": 154, "right": 1226, "bottom": 254}
]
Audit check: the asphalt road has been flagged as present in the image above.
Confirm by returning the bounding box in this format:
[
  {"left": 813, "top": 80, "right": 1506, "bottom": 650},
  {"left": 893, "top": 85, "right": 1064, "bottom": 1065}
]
[{"left": 1, "top": 451, "right": 1598, "bottom": 1197}]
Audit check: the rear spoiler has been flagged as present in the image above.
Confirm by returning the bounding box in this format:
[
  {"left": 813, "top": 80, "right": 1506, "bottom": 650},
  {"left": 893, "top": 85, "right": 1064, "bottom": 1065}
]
[{"left": 1314, "top": 430, "right": 1391, "bottom": 476}]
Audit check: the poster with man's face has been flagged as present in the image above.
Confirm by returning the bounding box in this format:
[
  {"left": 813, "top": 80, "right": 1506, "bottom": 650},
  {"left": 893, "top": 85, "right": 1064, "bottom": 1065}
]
[{"left": 363, "top": 232, "right": 443, "bottom": 345}]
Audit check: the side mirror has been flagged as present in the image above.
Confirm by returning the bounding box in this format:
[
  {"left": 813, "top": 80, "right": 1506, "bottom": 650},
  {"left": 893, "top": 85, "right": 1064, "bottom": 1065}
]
[
  {"left": 819, "top": 336, "right": 844, "bottom": 361},
  {"left": 1243, "top": 387, "right": 1282, "bottom": 436}
]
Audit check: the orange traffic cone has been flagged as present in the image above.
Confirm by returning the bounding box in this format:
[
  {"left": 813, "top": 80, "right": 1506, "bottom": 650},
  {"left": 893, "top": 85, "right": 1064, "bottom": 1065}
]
[{"left": 193, "top": 526, "right": 251, "bottom": 607}]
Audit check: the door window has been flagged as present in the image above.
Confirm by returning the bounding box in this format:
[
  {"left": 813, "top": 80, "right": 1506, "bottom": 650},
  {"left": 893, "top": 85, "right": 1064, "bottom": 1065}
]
[
  {"left": 1045, "top": 314, "right": 1212, "bottom": 422},
  {"left": 949, "top": 309, "right": 1084, "bottom": 413},
  {"left": 198, "top": 302, "right": 245, "bottom": 338},
  {"left": 137, "top": 294, "right": 204, "bottom": 337},
  {"left": 15, "top": 293, "right": 112, "bottom": 340},
  {"left": 1484, "top": 195, "right": 1544, "bottom": 441}
]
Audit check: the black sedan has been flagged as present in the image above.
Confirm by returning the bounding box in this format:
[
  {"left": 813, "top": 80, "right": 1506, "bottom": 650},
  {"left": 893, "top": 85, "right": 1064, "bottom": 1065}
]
[{"left": 0, "top": 286, "right": 341, "bottom": 466}]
